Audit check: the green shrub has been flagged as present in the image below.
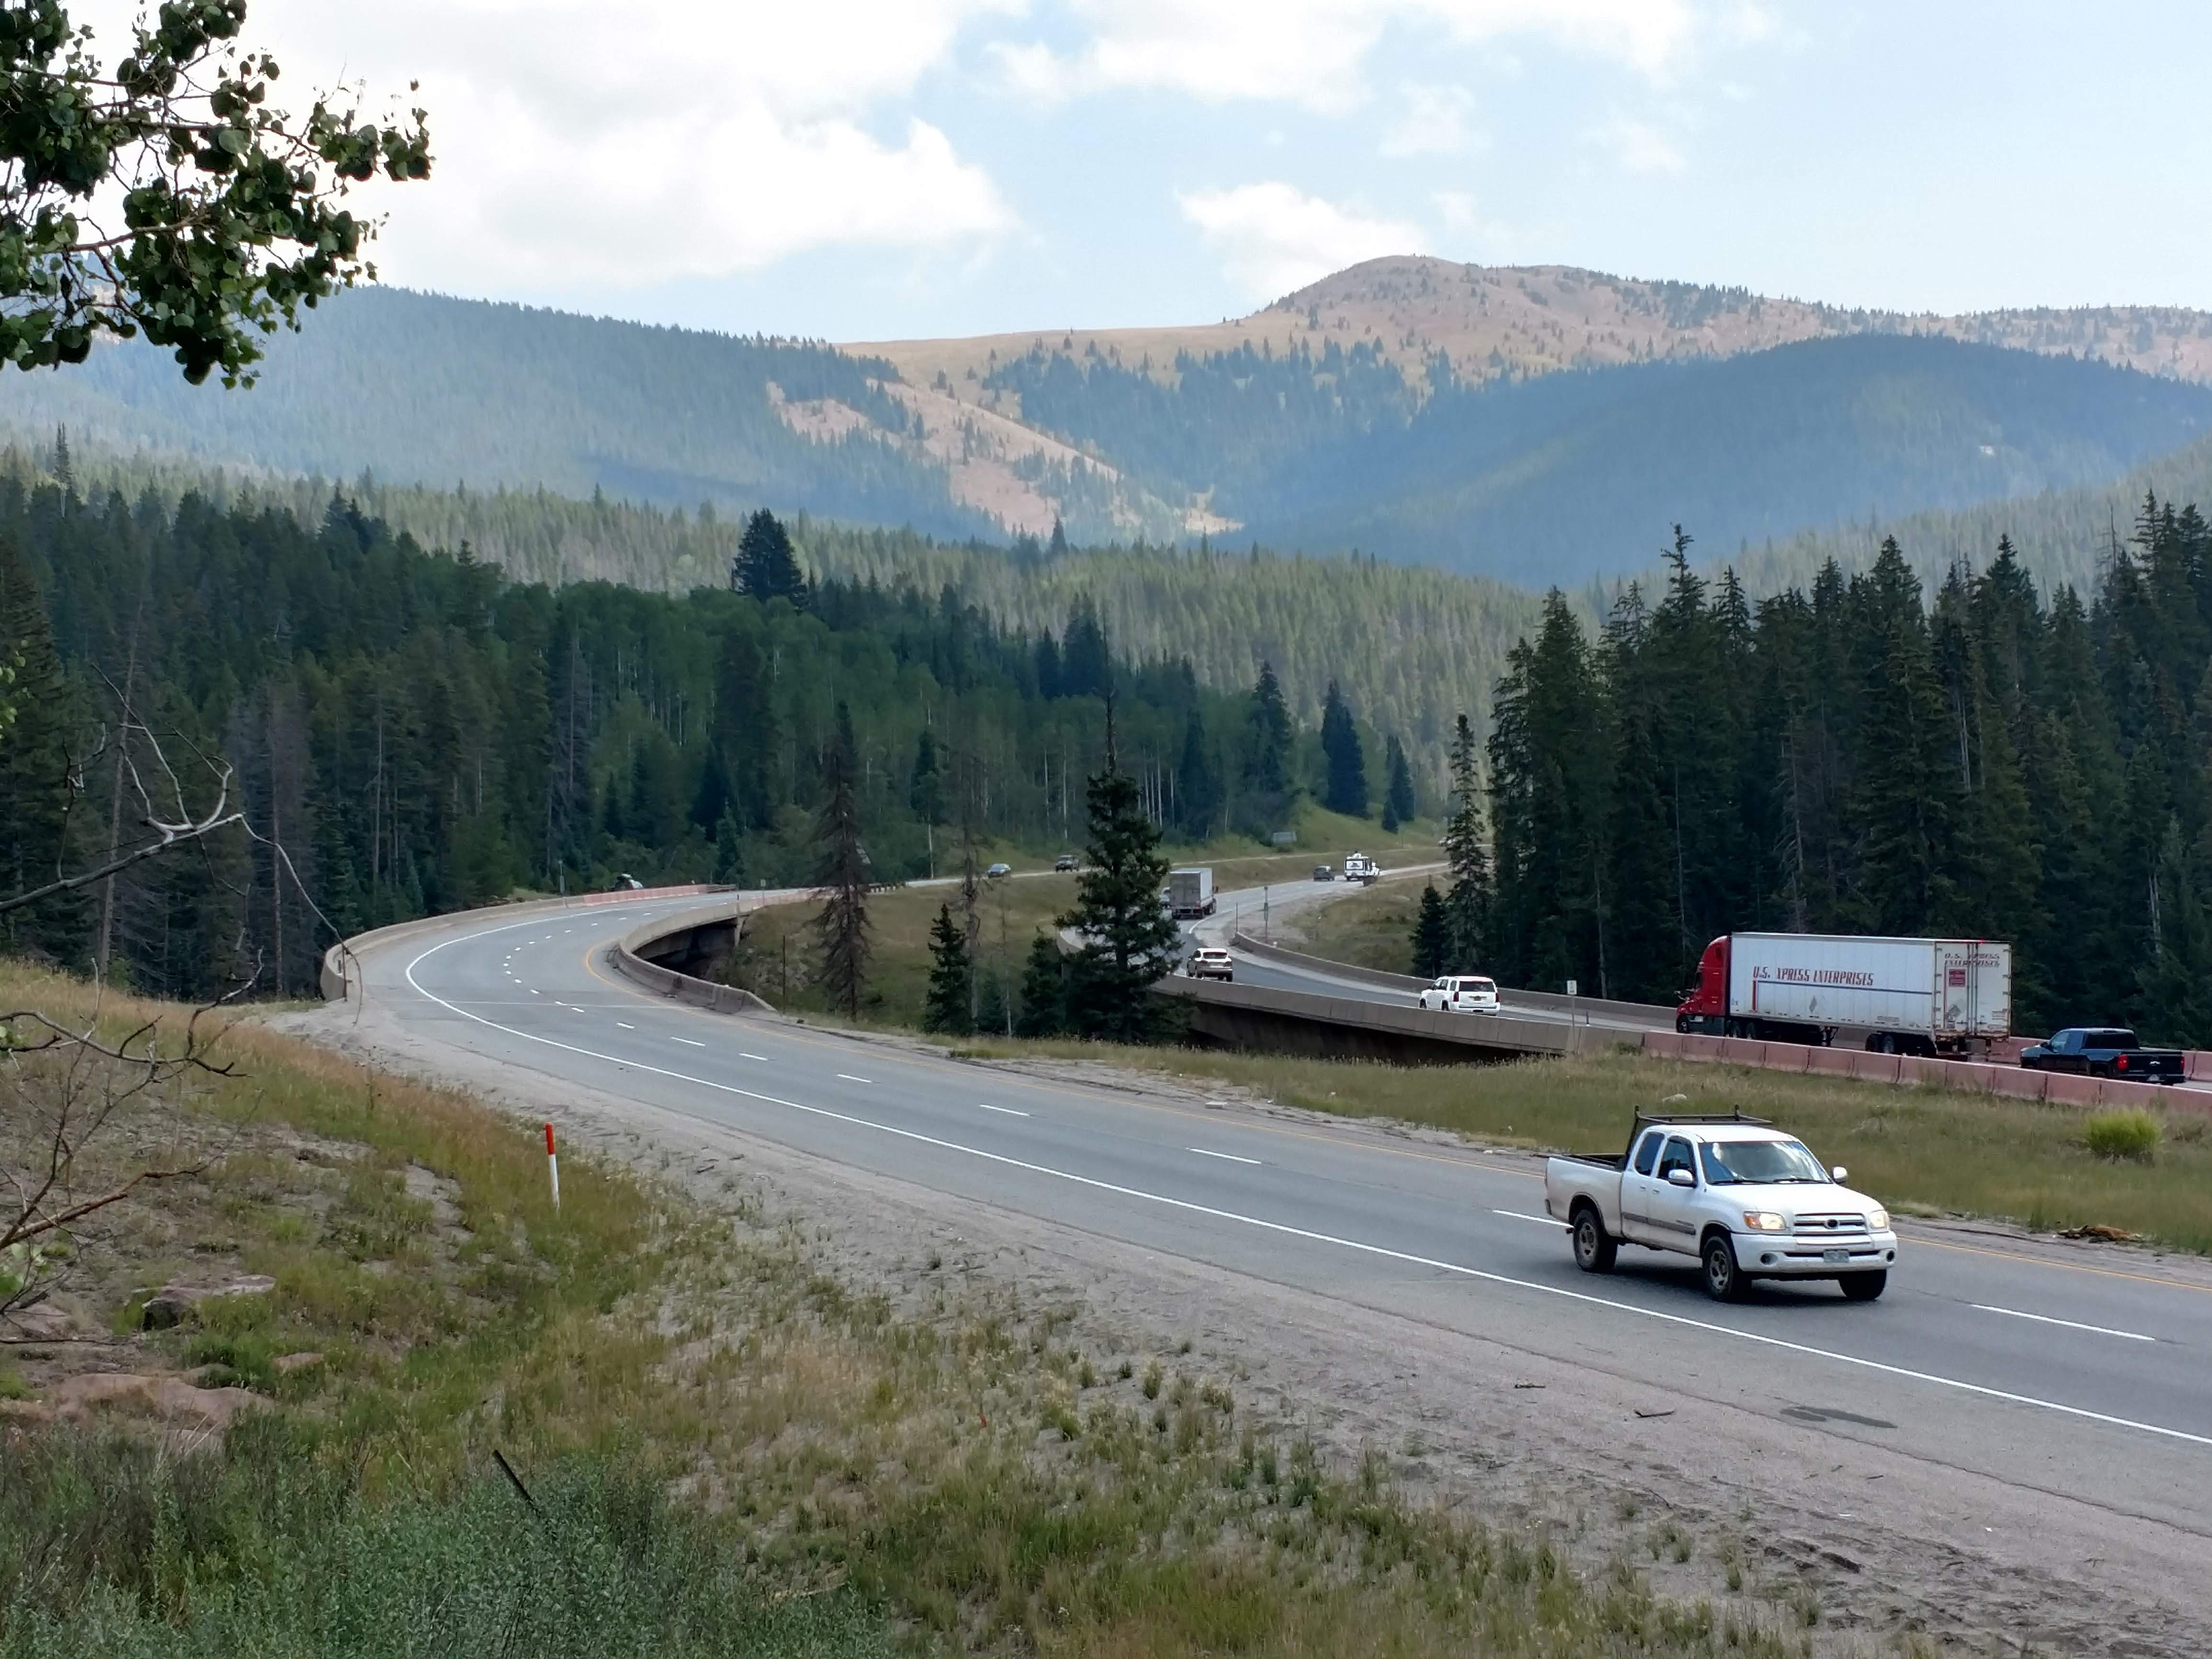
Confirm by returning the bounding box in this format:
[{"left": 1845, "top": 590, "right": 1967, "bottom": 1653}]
[{"left": 2084, "top": 1109, "right": 2161, "bottom": 1162}]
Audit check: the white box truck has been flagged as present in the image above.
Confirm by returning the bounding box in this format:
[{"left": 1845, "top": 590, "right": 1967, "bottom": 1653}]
[
  {"left": 1168, "top": 867, "right": 1216, "bottom": 919},
  {"left": 1676, "top": 932, "right": 2010, "bottom": 1057}
]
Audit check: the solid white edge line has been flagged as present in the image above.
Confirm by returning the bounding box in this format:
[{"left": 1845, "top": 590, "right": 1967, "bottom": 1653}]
[
  {"left": 1189, "top": 1147, "right": 1262, "bottom": 1166},
  {"left": 1972, "top": 1304, "right": 2156, "bottom": 1342},
  {"left": 980, "top": 1103, "right": 1030, "bottom": 1116},
  {"left": 399, "top": 922, "right": 2212, "bottom": 1451},
  {"left": 1494, "top": 1208, "right": 1568, "bottom": 1228}
]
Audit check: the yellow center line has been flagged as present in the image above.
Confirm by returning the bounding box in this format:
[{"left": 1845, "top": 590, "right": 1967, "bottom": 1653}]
[{"left": 570, "top": 928, "right": 2212, "bottom": 1298}]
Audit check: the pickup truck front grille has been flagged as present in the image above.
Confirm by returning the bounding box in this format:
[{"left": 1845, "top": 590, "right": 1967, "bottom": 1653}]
[{"left": 1790, "top": 1213, "right": 1869, "bottom": 1239}]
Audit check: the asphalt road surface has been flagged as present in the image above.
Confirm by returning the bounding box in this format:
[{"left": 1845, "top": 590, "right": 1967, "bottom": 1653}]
[
  {"left": 350, "top": 889, "right": 2212, "bottom": 1542},
  {"left": 1191, "top": 870, "right": 1676, "bottom": 1033}
]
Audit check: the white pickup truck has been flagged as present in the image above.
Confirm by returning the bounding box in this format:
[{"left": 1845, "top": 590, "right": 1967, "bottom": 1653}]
[{"left": 1543, "top": 1114, "right": 1897, "bottom": 1301}]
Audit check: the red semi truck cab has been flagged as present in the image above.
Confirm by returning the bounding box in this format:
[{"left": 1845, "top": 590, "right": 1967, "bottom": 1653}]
[{"left": 1676, "top": 936, "right": 1731, "bottom": 1030}]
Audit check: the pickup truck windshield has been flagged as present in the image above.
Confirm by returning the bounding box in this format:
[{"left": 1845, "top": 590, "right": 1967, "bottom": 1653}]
[{"left": 1699, "top": 1139, "right": 1829, "bottom": 1185}]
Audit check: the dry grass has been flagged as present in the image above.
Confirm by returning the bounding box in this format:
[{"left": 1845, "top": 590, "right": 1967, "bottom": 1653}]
[
  {"left": 0, "top": 960, "right": 1822, "bottom": 1656},
  {"left": 954, "top": 1038, "right": 2212, "bottom": 1253},
  {"left": 1280, "top": 880, "right": 1429, "bottom": 974}
]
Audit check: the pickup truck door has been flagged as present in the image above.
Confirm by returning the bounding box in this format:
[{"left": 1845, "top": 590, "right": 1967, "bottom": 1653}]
[
  {"left": 1619, "top": 1130, "right": 1667, "bottom": 1243},
  {"left": 1640, "top": 1136, "right": 1705, "bottom": 1255}
]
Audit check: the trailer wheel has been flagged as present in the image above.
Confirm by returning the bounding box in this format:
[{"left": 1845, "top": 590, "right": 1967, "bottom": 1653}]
[{"left": 1570, "top": 1206, "right": 1616, "bottom": 1273}]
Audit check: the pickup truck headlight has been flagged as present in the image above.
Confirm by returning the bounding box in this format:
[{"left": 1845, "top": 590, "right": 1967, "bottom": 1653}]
[
  {"left": 1867, "top": 1207, "right": 1888, "bottom": 1232},
  {"left": 1741, "top": 1211, "right": 1787, "bottom": 1233}
]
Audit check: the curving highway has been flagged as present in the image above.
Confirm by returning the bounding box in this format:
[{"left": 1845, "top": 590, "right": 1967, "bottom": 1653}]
[{"left": 342, "top": 887, "right": 2212, "bottom": 1549}]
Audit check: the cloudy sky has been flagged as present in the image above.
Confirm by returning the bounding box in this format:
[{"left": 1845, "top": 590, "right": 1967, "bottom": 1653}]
[{"left": 115, "top": 0, "right": 2212, "bottom": 341}]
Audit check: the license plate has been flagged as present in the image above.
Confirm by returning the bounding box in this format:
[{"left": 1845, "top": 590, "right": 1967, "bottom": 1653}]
[{"left": 1822, "top": 1248, "right": 1850, "bottom": 1264}]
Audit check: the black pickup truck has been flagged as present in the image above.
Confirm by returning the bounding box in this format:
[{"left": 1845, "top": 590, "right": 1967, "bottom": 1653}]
[{"left": 2018, "top": 1028, "right": 2186, "bottom": 1084}]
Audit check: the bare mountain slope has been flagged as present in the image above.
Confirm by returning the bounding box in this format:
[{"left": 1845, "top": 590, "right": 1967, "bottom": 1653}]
[{"left": 854, "top": 255, "right": 2212, "bottom": 410}]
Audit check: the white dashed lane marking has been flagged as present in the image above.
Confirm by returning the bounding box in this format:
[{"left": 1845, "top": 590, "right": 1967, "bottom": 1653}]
[
  {"left": 1189, "top": 1148, "right": 1261, "bottom": 1166},
  {"left": 979, "top": 1104, "right": 1029, "bottom": 1117}
]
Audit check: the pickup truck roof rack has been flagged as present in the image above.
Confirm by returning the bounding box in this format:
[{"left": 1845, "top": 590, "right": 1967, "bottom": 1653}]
[{"left": 1632, "top": 1110, "right": 1774, "bottom": 1128}]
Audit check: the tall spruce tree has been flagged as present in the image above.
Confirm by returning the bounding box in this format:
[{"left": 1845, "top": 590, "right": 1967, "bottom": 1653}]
[
  {"left": 1016, "top": 932, "right": 1069, "bottom": 1036},
  {"left": 922, "top": 903, "right": 974, "bottom": 1034},
  {"left": 811, "top": 704, "right": 870, "bottom": 1019},
  {"left": 1174, "top": 704, "right": 1222, "bottom": 840},
  {"left": 1847, "top": 539, "right": 1961, "bottom": 934},
  {"left": 1439, "top": 715, "right": 1494, "bottom": 970},
  {"left": 734, "top": 510, "right": 808, "bottom": 604},
  {"left": 1061, "top": 706, "right": 1179, "bottom": 1042},
  {"left": 1319, "top": 681, "right": 1368, "bottom": 817},
  {"left": 1409, "top": 884, "right": 1450, "bottom": 978},
  {"left": 1382, "top": 735, "right": 1417, "bottom": 831},
  {"left": 1244, "top": 660, "right": 1295, "bottom": 824},
  {"left": 0, "top": 537, "right": 87, "bottom": 962}
]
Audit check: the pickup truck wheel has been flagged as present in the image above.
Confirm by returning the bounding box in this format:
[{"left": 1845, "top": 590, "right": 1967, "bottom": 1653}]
[
  {"left": 1838, "top": 1271, "right": 1887, "bottom": 1302},
  {"left": 1701, "top": 1233, "right": 1749, "bottom": 1302},
  {"left": 1571, "top": 1208, "right": 1617, "bottom": 1273}
]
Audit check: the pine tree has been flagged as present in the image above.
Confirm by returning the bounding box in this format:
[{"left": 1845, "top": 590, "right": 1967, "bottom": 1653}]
[
  {"left": 734, "top": 510, "right": 808, "bottom": 604},
  {"left": 1016, "top": 932, "right": 1068, "bottom": 1036},
  {"left": 1437, "top": 715, "right": 1496, "bottom": 969},
  {"left": 0, "top": 536, "right": 88, "bottom": 963},
  {"left": 1060, "top": 598, "right": 1111, "bottom": 699},
  {"left": 1847, "top": 539, "right": 1961, "bottom": 934},
  {"left": 1243, "top": 660, "right": 1294, "bottom": 826},
  {"left": 1174, "top": 704, "right": 1221, "bottom": 839},
  {"left": 811, "top": 704, "right": 870, "bottom": 1019},
  {"left": 1382, "top": 735, "right": 1416, "bottom": 831},
  {"left": 712, "top": 625, "right": 776, "bottom": 829},
  {"left": 1409, "top": 883, "right": 1450, "bottom": 977},
  {"left": 1061, "top": 706, "right": 1180, "bottom": 1042},
  {"left": 922, "top": 903, "right": 974, "bottom": 1034},
  {"left": 714, "top": 811, "right": 745, "bottom": 885},
  {"left": 1319, "top": 680, "right": 1367, "bottom": 817}
]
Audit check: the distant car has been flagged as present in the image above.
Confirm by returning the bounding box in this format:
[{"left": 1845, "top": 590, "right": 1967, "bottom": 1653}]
[
  {"left": 1312, "top": 864, "right": 1334, "bottom": 881},
  {"left": 609, "top": 873, "right": 644, "bottom": 891},
  {"left": 2018, "top": 1028, "right": 2185, "bottom": 1084},
  {"left": 1186, "top": 947, "right": 1235, "bottom": 981},
  {"left": 985, "top": 862, "right": 1013, "bottom": 879},
  {"left": 1054, "top": 854, "right": 1080, "bottom": 872},
  {"left": 1419, "top": 975, "right": 1499, "bottom": 1014}
]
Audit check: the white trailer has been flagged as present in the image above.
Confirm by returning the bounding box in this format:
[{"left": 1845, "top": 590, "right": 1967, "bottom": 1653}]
[
  {"left": 1677, "top": 932, "right": 2010, "bottom": 1056},
  {"left": 1168, "top": 867, "right": 1216, "bottom": 919}
]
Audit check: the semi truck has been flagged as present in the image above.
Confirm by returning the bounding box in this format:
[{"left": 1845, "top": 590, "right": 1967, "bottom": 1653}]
[
  {"left": 1167, "top": 867, "right": 1216, "bottom": 919},
  {"left": 1676, "top": 932, "right": 2011, "bottom": 1057}
]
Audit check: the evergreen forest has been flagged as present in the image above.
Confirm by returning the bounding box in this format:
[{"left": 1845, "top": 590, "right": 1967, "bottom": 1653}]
[
  {"left": 1467, "top": 501, "right": 2212, "bottom": 1045},
  {"left": 0, "top": 484, "right": 1393, "bottom": 1004}
]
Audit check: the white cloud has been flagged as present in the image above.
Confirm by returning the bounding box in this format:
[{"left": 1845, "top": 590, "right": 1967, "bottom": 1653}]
[
  {"left": 1594, "top": 116, "right": 1688, "bottom": 174},
  {"left": 1178, "top": 182, "right": 1426, "bottom": 300},
  {"left": 69, "top": 0, "right": 1021, "bottom": 294},
  {"left": 1381, "top": 83, "right": 1485, "bottom": 157},
  {"left": 997, "top": 0, "right": 1696, "bottom": 113}
]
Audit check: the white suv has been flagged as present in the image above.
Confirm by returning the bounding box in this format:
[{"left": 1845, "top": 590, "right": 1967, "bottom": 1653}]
[
  {"left": 1419, "top": 975, "right": 1499, "bottom": 1013},
  {"left": 1186, "top": 947, "right": 1235, "bottom": 982}
]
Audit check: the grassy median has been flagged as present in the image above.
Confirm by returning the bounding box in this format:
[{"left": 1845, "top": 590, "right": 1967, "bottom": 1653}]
[
  {"left": 0, "top": 962, "right": 1823, "bottom": 1657},
  {"left": 954, "top": 1039, "right": 2212, "bottom": 1254}
]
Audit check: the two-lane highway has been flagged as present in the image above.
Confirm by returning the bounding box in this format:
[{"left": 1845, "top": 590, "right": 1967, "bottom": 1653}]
[{"left": 350, "top": 890, "right": 2212, "bottom": 1540}]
